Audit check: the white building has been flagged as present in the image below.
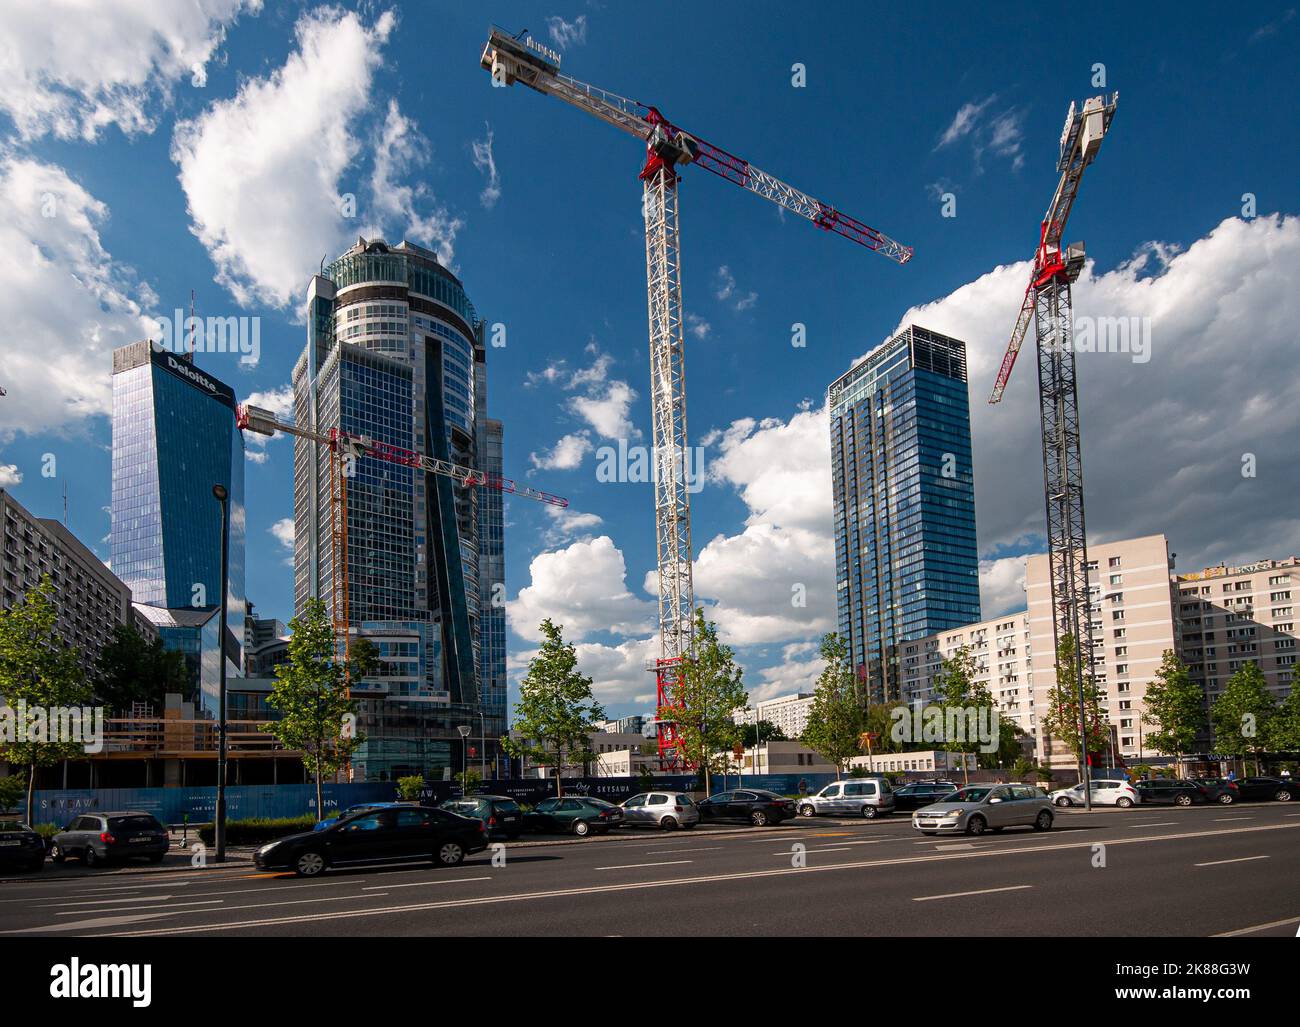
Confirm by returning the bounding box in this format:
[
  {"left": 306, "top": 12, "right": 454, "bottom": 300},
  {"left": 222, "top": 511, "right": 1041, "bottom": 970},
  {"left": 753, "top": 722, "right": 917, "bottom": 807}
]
[
  {"left": 732, "top": 693, "right": 816, "bottom": 739},
  {"left": 848, "top": 750, "right": 977, "bottom": 775}
]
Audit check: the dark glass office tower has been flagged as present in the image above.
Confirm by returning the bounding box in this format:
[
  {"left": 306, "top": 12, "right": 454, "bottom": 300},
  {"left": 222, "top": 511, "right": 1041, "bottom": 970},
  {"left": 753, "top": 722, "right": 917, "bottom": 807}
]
[
  {"left": 111, "top": 342, "right": 246, "bottom": 714},
  {"left": 829, "top": 325, "right": 980, "bottom": 704},
  {"left": 293, "top": 238, "right": 504, "bottom": 781}
]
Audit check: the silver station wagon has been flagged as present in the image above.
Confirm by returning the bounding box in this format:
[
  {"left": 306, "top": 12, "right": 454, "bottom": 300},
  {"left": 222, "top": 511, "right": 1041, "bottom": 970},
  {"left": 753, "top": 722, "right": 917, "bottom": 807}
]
[{"left": 912, "top": 784, "right": 1054, "bottom": 836}]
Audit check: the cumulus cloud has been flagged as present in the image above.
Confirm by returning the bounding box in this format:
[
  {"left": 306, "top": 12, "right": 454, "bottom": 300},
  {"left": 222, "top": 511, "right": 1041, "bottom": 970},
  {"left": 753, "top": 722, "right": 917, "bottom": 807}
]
[
  {"left": 979, "top": 555, "right": 1028, "bottom": 618},
  {"left": 508, "top": 535, "right": 656, "bottom": 643},
  {"left": 172, "top": 8, "right": 400, "bottom": 309},
  {"left": 530, "top": 431, "right": 593, "bottom": 471},
  {"left": 749, "top": 641, "right": 825, "bottom": 703},
  {"left": 0, "top": 465, "right": 22, "bottom": 487},
  {"left": 0, "top": 0, "right": 260, "bottom": 141},
  {"left": 884, "top": 213, "right": 1300, "bottom": 572},
  {"left": 0, "top": 155, "right": 156, "bottom": 436},
  {"left": 241, "top": 383, "right": 293, "bottom": 462}
]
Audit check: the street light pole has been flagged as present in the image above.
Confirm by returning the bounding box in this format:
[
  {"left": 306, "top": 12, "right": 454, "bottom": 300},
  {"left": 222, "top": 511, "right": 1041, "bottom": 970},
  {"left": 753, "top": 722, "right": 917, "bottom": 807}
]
[
  {"left": 211, "top": 483, "right": 230, "bottom": 864},
  {"left": 478, "top": 708, "right": 487, "bottom": 783},
  {"left": 457, "top": 724, "right": 472, "bottom": 794}
]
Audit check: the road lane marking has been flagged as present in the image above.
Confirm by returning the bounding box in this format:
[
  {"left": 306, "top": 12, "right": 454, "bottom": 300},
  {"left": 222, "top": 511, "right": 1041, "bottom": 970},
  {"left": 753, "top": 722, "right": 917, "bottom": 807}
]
[
  {"left": 1212, "top": 817, "right": 1254, "bottom": 822},
  {"left": 1214, "top": 915, "right": 1300, "bottom": 937},
  {"left": 1194, "top": 855, "right": 1269, "bottom": 867},
  {"left": 363, "top": 877, "right": 490, "bottom": 891},
  {"left": 57, "top": 900, "right": 224, "bottom": 915},
  {"left": 594, "top": 860, "right": 692, "bottom": 871},
  {"left": 913, "top": 885, "right": 1033, "bottom": 902},
  {"left": 103, "top": 821, "right": 1300, "bottom": 936},
  {"left": 1129, "top": 822, "right": 1178, "bottom": 828},
  {"left": 646, "top": 847, "right": 722, "bottom": 855}
]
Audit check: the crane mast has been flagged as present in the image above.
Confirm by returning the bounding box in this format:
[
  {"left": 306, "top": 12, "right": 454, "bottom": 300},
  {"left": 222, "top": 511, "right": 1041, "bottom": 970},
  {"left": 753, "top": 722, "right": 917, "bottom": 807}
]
[
  {"left": 481, "top": 27, "right": 910, "bottom": 765},
  {"left": 987, "top": 94, "right": 1117, "bottom": 804}
]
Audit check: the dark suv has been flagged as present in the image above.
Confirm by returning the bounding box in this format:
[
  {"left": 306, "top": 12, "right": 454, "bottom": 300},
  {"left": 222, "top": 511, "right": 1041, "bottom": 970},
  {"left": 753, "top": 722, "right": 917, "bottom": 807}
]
[
  {"left": 1134, "top": 779, "right": 1208, "bottom": 806},
  {"left": 439, "top": 795, "right": 525, "bottom": 838},
  {"left": 50, "top": 811, "right": 170, "bottom": 867}
]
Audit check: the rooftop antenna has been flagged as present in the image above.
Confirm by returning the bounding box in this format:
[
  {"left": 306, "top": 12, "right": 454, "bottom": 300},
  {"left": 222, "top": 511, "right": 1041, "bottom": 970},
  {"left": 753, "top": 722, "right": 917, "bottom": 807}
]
[{"left": 189, "top": 289, "right": 197, "bottom": 358}]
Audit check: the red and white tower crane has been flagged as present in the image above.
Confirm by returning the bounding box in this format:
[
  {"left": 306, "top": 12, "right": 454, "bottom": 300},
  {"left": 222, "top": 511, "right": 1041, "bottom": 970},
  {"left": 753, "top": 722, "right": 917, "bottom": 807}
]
[
  {"left": 236, "top": 403, "right": 566, "bottom": 670},
  {"left": 480, "top": 27, "right": 911, "bottom": 765},
  {"left": 988, "top": 93, "right": 1118, "bottom": 805}
]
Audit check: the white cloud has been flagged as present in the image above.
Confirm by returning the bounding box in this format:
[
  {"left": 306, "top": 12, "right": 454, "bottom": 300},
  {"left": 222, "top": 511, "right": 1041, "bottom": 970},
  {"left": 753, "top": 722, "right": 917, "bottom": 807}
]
[
  {"left": 687, "top": 406, "right": 836, "bottom": 646},
  {"left": 570, "top": 380, "right": 639, "bottom": 440},
  {"left": 979, "top": 555, "right": 1027, "bottom": 619},
  {"left": 269, "top": 517, "right": 294, "bottom": 549},
  {"left": 0, "top": 155, "right": 156, "bottom": 436},
  {"left": 0, "top": 464, "right": 22, "bottom": 487},
  {"left": 545, "top": 504, "right": 604, "bottom": 539},
  {"left": 241, "top": 383, "right": 293, "bottom": 462},
  {"left": 884, "top": 213, "right": 1300, "bottom": 573},
  {"left": 508, "top": 535, "right": 656, "bottom": 643},
  {"left": 367, "top": 98, "right": 462, "bottom": 263},
  {"left": 530, "top": 431, "right": 593, "bottom": 471},
  {"left": 0, "top": 0, "right": 260, "bottom": 141},
  {"left": 171, "top": 8, "right": 399, "bottom": 309},
  {"left": 510, "top": 635, "right": 661, "bottom": 708},
  {"left": 935, "top": 95, "right": 1024, "bottom": 172},
  {"left": 686, "top": 313, "right": 711, "bottom": 339},
  {"left": 546, "top": 15, "right": 588, "bottom": 49},
  {"left": 471, "top": 122, "right": 501, "bottom": 209},
  {"left": 748, "top": 641, "right": 825, "bottom": 704},
  {"left": 714, "top": 264, "right": 756, "bottom": 311}
]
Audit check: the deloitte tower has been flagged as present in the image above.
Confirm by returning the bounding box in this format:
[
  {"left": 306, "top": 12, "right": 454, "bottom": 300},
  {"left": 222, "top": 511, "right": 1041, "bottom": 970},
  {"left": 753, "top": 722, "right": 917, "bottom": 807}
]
[{"left": 293, "top": 239, "right": 506, "bottom": 782}]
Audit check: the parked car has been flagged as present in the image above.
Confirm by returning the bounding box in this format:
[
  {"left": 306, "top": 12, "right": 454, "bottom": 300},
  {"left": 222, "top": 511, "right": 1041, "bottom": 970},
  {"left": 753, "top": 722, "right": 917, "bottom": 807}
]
[
  {"left": 620, "top": 792, "right": 699, "bottom": 830},
  {"left": 695, "top": 789, "right": 795, "bottom": 826},
  {"left": 49, "top": 811, "right": 169, "bottom": 867},
  {"left": 1134, "top": 779, "right": 1208, "bottom": 806},
  {"left": 438, "top": 795, "right": 525, "bottom": 839},
  {"left": 1232, "top": 776, "right": 1300, "bottom": 802},
  {"left": 912, "top": 784, "right": 1054, "bottom": 836},
  {"left": 314, "top": 801, "right": 410, "bottom": 831},
  {"left": 523, "top": 796, "right": 624, "bottom": 836},
  {"left": 797, "top": 778, "right": 895, "bottom": 819},
  {"left": 1050, "top": 779, "right": 1141, "bottom": 808},
  {"left": 255, "top": 805, "right": 487, "bottom": 877},
  {"left": 891, "top": 781, "right": 959, "bottom": 812},
  {"left": 1193, "top": 778, "right": 1241, "bottom": 805},
  {"left": 0, "top": 820, "right": 46, "bottom": 872}
]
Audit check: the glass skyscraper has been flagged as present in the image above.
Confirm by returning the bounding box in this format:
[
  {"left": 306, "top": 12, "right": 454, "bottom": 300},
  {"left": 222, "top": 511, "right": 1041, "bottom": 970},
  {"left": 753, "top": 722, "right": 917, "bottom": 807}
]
[
  {"left": 293, "top": 238, "right": 505, "bottom": 781},
  {"left": 829, "top": 324, "right": 980, "bottom": 704},
  {"left": 111, "top": 341, "right": 247, "bottom": 715}
]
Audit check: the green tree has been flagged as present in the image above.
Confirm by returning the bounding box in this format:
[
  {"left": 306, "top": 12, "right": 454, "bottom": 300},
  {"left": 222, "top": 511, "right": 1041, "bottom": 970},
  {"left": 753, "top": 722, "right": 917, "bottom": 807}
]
[
  {"left": 453, "top": 768, "right": 482, "bottom": 795},
  {"left": 860, "top": 701, "right": 906, "bottom": 756},
  {"left": 0, "top": 576, "right": 91, "bottom": 824},
  {"left": 1042, "top": 633, "right": 1109, "bottom": 777},
  {"left": 982, "top": 718, "right": 1029, "bottom": 772},
  {"left": 0, "top": 771, "right": 27, "bottom": 814},
  {"left": 1141, "top": 650, "right": 1206, "bottom": 771},
  {"left": 1211, "top": 662, "right": 1276, "bottom": 775},
  {"left": 800, "top": 633, "right": 864, "bottom": 779},
  {"left": 932, "top": 645, "right": 996, "bottom": 784},
  {"left": 740, "top": 719, "right": 787, "bottom": 747},
  {"left": 94, "top": 623, "right": 191, "bottom": 713},
  {"left": 260, "top": 599, "right": 363, "bottom": 821},
  {"left": 665, "top": 610, "right": 749, "bottom": 794},
  {"left": 395, "top": 775, "right": 426, "bottom": 801},
  {"left": 1271, "top": 687, "right": 1300, "bottom": 754},
  {"left": 501, "top": 619, "right": 604, "bottom": 797}
]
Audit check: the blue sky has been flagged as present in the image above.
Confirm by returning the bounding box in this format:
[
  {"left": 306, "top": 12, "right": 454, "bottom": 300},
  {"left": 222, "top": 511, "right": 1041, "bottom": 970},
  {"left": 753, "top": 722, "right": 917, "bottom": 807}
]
[{"left": 0, "top": 1, "right": 1297, "bottom": 719}]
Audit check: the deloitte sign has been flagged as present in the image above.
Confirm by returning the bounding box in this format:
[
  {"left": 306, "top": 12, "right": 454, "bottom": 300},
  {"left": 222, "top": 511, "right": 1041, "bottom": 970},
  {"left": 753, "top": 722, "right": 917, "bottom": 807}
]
[{"left": 150, "top": 346, "right": 236, "bottom": 408}]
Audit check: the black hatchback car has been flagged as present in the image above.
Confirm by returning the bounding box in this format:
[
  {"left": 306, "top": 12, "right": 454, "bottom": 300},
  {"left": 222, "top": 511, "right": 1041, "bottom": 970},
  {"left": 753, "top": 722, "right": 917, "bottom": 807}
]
[
  {"left": 439, "top": 795, "right": 526, "bottom": 839},
  {"left": 891, "top": 782, "right": 960, "bottom": 812},
  {"left": 0, "top": 820, "right": 46, "bottom": 872},
  {"left": 1135, "top": 779, "right": 1208, "bottom": 806},
  {"left": 696, "top": 789, "right": 795, "bottom": 826},
  {"left": 254, "top": 805, "right": 488, "bottom": 877},
  {"left": 50, "top": 811, "right": 169, "bottom": 867}
]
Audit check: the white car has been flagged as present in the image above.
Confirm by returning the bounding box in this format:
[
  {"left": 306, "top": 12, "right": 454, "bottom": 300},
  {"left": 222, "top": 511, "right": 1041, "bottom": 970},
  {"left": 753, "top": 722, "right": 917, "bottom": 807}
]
[{"left": 1050, "top": 779, "right": 1140, "bottom": 808}]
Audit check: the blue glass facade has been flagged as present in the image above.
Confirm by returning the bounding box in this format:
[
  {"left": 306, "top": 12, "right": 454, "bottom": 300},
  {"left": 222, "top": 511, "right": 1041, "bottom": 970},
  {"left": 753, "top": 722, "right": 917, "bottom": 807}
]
[
  {"left": 829, "top": 325, "right": 980, "bottom": 703},
  {"left": 111, "top": 343, "right": 246, "bottom": 715},
  {"left": 292, "top": 239, "right": 505, "bottom": 781}
]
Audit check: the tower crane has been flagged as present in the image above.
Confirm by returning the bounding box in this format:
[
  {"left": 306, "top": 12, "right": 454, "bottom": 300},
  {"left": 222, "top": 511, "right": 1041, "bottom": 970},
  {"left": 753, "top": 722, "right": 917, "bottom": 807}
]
[
  {"left": 480, "top": 27, "right": 912, "bottom": 765},
  {"left": 988, "top": 93, "right": 1118, "bottom": 806},
  {"left": 236, "top": 403, "right": 566, "bottom": 671}
]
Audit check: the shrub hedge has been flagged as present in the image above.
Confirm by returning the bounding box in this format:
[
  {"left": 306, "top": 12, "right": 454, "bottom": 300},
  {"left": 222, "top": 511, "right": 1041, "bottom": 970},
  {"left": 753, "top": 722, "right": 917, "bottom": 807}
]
[{"left": 196, "top": 815, "right": 320, "bottom": 846}]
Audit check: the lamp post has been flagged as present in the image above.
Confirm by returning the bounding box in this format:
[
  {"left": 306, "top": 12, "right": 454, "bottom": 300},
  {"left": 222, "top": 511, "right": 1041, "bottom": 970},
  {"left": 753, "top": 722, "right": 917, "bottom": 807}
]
[
  {"left": 477, "top": 707, "right": 487, "bottom": 783},
  {"left": 211, "top": 483, "right": 230, "bottom": 864},
  {"left": 457, "top": 724, "right": 472, "bottom": 794}
]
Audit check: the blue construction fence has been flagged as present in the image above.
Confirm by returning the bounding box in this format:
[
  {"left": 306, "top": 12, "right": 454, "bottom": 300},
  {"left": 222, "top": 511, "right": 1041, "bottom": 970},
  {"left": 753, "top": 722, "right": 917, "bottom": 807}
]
[{"left": 24, "top": 773, "right": 843, "bottom": 826}]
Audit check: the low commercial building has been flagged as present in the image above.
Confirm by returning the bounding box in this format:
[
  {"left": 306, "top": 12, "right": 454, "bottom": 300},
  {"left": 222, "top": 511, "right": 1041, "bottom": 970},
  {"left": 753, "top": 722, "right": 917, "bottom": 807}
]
[
  {"left": 737, "top": 741, "right": 836, "bottom": 775},
  {"left": 848, "top": 750, "right": 977, "bottom": 775}
]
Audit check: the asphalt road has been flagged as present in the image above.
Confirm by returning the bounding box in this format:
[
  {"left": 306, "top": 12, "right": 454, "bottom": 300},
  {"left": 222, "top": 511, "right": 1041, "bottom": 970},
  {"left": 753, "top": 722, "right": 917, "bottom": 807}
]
[{"left": 2, "top": 803, "right": 1297, "bottom": 937}]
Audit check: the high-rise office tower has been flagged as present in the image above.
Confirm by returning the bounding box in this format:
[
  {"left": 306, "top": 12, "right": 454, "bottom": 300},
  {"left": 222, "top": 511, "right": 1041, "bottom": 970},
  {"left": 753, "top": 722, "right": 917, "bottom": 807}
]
[
  {"left": 111, "top": 341, "right": 247, "bottom": 714},
  {"left": 829, "top": 324, "right": 980, "bottom": 703},
  {"left": 293, "top": 238, "right": 503, "bottom": 781}
]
